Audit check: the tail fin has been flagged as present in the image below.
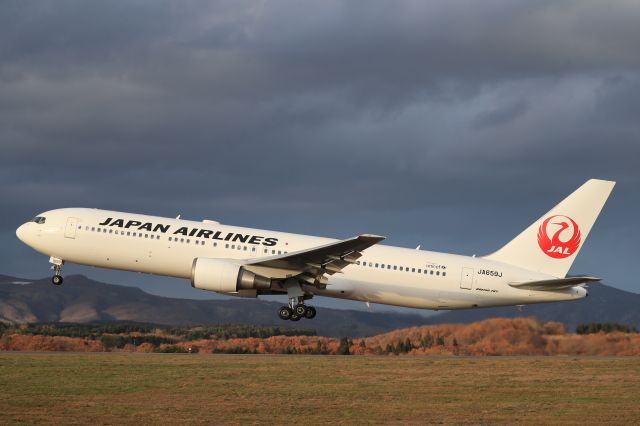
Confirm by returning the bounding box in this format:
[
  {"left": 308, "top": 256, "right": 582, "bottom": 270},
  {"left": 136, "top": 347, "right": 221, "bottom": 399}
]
[{"left": 483, "top": 179, "right": 615, "bottom": 278}]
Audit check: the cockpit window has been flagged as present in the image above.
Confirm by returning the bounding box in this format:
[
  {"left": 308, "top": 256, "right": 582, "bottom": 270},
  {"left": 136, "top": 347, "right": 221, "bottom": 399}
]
[{"left": 32, "top": 216, "right": 46, "bottom": 224}]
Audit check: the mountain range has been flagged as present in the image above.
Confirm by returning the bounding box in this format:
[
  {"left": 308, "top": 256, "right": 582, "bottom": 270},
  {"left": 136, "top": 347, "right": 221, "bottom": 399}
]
[{"left": 1, "top": 274, "right": 638, "bottom": 337}]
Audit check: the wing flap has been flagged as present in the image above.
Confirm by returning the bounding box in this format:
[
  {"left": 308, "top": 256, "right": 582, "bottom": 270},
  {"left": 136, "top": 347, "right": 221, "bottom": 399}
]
[{"left": 509, "top": 276, "right": 600, "bottom": 291}]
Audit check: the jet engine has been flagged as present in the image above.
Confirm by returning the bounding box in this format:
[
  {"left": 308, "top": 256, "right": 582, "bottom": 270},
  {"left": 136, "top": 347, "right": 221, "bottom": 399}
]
[{"left": 191, "top": 257, "right": 271, "bottom": 293}]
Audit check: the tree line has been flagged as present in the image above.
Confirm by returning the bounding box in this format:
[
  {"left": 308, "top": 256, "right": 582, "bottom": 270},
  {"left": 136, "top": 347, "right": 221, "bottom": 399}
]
[
  {"left": 575, "top": 322, "right": 639, "bottom": 335},
  {"left": 0, "top": 322, "right": 316, "bottom": 340}
]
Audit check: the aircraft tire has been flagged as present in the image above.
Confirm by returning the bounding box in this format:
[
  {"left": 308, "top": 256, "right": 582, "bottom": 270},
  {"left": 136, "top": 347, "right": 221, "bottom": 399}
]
[
  {"left": 289, "top": 313, "right": 301, "bottom": 322},
  {"left": 278, "top": 306, "right": 293, "bottom": 320},
  {"left": 294, "top": 304, "right": 307, "bottom": 316},
  {"left": 52, "top": 275, "right": 63, "bottom": 286},
  {"left": 304, "top": 306, "right": 316, "bottom": 319}
]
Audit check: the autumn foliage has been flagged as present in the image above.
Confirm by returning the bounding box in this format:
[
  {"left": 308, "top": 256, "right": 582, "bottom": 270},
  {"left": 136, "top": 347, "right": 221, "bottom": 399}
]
[{"left": 1, "top": 317, "right": 639, "bottom": 355}]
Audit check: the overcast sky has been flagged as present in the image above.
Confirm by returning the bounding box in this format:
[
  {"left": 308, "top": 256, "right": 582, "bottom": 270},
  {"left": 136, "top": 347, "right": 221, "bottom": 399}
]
[{"left": 1, "top": 1, "right": 639, "bottom": 309}]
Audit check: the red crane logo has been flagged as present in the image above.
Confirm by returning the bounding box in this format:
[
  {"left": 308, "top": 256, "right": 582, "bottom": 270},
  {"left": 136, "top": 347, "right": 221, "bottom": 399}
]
[{"left": 537, "top": 215, "right": 581, "bottom": 259}]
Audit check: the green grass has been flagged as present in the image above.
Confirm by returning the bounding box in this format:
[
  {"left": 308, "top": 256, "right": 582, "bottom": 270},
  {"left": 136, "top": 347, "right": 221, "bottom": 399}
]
[{"left": 0, "top": 354, "right": 639, "bottom": 424}]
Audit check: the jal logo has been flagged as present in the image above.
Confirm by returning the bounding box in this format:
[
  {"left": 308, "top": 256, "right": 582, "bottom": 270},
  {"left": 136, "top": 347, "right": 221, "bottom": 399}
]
[{"left": 537, "top": 215, "right": 581, "bottom": 259}]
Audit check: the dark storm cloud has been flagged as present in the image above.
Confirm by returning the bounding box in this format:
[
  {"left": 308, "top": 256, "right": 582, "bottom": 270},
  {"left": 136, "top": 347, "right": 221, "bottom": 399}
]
[{"left": 1, "top": 0, "right": 639, "bottom": 296}]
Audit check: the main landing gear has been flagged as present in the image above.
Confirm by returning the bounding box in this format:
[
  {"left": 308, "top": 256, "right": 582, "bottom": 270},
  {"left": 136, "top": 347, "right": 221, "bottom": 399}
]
[
  {"left": 49, "top": 256, "right": 64, "bottom": 286},
  {"left": 278, "top": 297, "right": 317, "bottom": 321},
  {"left": 278, "top": 279, "right": 318, "bottom": 321}
]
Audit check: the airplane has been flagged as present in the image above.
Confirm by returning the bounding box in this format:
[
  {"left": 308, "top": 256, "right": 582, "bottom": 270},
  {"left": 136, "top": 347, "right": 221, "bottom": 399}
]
[{"left": 16, "top": 179, "right": 614, "bottom": 321}]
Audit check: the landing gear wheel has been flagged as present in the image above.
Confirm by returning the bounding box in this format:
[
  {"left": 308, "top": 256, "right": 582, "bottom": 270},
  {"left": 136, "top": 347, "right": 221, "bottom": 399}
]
[
  {"left": 304, "top": 306, "right": 316, "bottom": 319},
  {"left": 289, "top": 313, "right": 301, "bottom": 322},
  {"left": 50, "top": 258, "right": 64, "bottom": 286},
  {"left": 294, "top": 304, "right": 307, "bottom": 316},
  {"left": 278, "top": 306, "right": 293, "bottom": 321}
]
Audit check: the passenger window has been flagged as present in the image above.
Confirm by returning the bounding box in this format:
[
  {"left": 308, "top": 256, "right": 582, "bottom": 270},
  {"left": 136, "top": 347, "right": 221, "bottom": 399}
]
[
  {"left": 442, "top": 272, "right": 446, "bottom": 277},
  {"left": 357, "top": 261, "right": 361, "bottom": 265},
  {"left": 375, "top": 263, "right": 379, "bottom": 268},
  {"left": 412, "top": 268, "right": 415, "bottom": 273},
  {"left": 180, "top": 238, "right": 185, "bottom": 243},
  {"left": 252, "top": 247, "right": 256, "bottom": 252},
  {"left": 436, "top": 271, "right": 440, "bottom": 276},
  {"left": 225, "top": 244, "right": 229, "bottom": 249},
  {"left": 399, "top": 267, "right": 403, "bottom": 271},
  {"left": 418, "top": 269, "right": 421, "bottom": 273},
  {"left": 213, "top": 242, "right": 217, "bottom": 247},
  {"left": 91, "top": 227, "right": 95, "bottom": 231},
  {"left": 393, "top": 266, "right": 397, "bottom": 270},
  {"left": 430, "top": 270, "right": 434, "bottom": 275}
]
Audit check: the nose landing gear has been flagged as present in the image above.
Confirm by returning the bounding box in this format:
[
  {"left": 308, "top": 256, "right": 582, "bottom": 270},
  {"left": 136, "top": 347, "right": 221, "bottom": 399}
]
[{"left": 50, "top": 256, "right": 64, "bottom": 286}]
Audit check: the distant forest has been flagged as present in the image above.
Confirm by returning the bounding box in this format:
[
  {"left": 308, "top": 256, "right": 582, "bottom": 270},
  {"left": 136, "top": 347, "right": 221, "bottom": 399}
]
[{"left": 0, "top": 318, "right": 639, "bottom": 355}]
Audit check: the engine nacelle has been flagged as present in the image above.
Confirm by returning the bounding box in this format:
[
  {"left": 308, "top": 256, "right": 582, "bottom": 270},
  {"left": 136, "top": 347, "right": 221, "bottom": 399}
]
[{"left": 191, "top": 257, "right": 271, "bottom": 293}]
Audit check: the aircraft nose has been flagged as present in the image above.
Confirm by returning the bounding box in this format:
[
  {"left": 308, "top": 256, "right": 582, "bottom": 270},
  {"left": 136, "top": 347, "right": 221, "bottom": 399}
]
[{"left": 16, "top": 223, "right": 28, "bottom": 242}]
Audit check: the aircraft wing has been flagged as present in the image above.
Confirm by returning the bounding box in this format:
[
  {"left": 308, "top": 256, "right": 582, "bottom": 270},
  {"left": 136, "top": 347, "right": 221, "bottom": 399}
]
[
  {"left": 509, "top": 276, "right": 600, "bottom": 291},
  {"left": 243, "top": 234, "right": 385, "bottom": 285}
]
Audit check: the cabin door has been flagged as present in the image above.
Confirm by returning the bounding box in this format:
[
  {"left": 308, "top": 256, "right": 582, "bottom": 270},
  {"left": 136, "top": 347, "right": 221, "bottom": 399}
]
[
  {"left": 64, "top": 217, "right": 79, "bottom": 239},
  {"left": 460, "top": 267, "right": 473, "bottom": 290}
]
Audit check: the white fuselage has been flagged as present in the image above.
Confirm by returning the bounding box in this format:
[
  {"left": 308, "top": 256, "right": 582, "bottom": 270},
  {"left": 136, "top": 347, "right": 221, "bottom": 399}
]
[{"left": 16, "top": 208, "right": 586, "bottom": 310}]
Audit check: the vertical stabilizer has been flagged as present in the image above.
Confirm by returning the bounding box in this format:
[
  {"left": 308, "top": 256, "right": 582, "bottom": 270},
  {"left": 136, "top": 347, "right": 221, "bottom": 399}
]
[{"left": 483, "top": 179, "right": 615, "bottom": 278}]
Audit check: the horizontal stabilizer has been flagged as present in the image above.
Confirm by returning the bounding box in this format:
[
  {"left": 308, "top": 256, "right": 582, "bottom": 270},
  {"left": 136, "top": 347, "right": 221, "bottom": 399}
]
[{"left": 509, "top": 276, "right": 600, "bottom": 291}]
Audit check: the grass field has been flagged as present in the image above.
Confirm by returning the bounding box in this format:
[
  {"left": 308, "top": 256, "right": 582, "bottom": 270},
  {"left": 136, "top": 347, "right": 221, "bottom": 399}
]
[{"left": 1, "top": 354, "right": 639, "bottom": 425}]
